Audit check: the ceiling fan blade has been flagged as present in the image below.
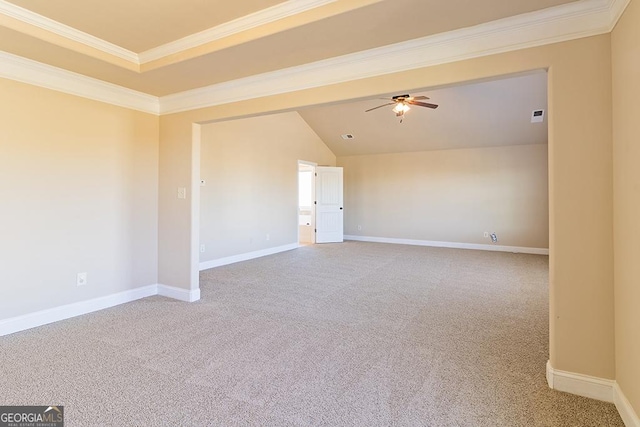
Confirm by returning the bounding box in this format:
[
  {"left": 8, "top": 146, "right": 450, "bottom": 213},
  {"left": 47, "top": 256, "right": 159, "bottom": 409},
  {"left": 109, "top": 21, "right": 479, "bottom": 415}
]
[
  {"left": 410, "top": 96, "right": 430, "bottom": 100},
  {"left": 365, "top": 102, "right": 395, "bottom": 112},
  {"left": 408, "top": 101, "right": 439, "bottom": 109}
]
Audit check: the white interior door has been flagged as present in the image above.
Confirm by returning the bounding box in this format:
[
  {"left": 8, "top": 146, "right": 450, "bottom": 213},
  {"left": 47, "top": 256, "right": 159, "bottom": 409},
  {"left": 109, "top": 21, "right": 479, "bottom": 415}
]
[{"left": 315, "top": 166, "right": 343, "bottom": 243}]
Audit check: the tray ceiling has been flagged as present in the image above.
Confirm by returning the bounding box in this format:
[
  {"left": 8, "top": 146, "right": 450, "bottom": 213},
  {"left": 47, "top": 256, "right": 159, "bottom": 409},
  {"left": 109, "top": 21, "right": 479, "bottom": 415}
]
[{"left": 0, "top": 0, "right": 579, "bottom": 96}]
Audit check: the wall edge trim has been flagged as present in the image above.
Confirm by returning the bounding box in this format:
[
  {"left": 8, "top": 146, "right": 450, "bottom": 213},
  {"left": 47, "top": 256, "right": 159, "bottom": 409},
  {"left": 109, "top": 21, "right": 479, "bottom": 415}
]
[
  {"left": 157, "top": 284, "right": 201, "bottom": 302},
  {"left": 614, "top": 382, "right": 640, "bottom": 427},
  {"left": 344, "top": 235, "right": 549, "bottom": 255},
  {"left": 199, "top": 243, "right": 299, "bottom": 270},
  {"left": 546, "top": 361, "right": 615, "bottom": 403},
  {"left": 0, "top": 284, "right": 158, "bottom": 337},
  {"left": 0, "top": 283, "right": 202, "bottom": 337}
]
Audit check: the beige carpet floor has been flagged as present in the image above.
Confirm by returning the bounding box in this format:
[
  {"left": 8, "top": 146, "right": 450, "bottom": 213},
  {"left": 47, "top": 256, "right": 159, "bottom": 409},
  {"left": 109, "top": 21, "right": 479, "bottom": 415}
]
[{"left": 0, "top": 242, "right": 624, "bottom": 426}]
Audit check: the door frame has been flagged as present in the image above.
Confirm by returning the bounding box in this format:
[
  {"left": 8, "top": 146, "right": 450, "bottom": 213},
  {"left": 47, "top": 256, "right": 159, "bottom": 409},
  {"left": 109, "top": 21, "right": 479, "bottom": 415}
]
[{"left": 298, "top": 160, "right": 317, "bottom": 245}]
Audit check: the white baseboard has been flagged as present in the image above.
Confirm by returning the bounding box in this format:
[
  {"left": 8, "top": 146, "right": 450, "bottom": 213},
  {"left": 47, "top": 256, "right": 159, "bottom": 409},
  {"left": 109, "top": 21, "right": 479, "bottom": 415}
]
[
  {"left": 157, "top": 284, "right": 201, "bottom": 303},
  {"left": 0, "top": 285, "right": 157, "bottom": 337},
  {"left": 614, "top": 383, "right": 640, "bottom": 427},
  {"left": 0, "top": 283, "right": 202, "bottom": 337},
  {"left": 344, "top": 235, "right": 549, "bottom": 255},
  {"left": 546, "top": 361, "right": 615, "bottom": 402},
  {"left": 547, "top": 361, "right": 640, "bottom": 426},
  {"left": 199, "top": 243, "right": 299, "bottom": 270}
]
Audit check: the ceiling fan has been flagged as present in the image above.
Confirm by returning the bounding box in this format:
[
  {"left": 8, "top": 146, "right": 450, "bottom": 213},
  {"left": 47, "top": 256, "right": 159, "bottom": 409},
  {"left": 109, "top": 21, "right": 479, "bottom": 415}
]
[{"left": 365, "top": 94, "right": 438, "bottom": 122}]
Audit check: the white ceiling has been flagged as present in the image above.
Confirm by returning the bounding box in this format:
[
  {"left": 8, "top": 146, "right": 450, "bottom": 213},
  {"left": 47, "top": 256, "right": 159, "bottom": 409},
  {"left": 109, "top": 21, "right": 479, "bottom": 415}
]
[{"left": 298, "top": 72, "right": 548, "bottom": 156}]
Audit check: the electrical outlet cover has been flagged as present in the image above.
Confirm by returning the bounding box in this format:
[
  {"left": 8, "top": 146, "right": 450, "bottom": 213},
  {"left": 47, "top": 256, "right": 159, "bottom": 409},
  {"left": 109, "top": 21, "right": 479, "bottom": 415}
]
[{"left": 77, "top": 272, "right": 87, "bottom": 286}]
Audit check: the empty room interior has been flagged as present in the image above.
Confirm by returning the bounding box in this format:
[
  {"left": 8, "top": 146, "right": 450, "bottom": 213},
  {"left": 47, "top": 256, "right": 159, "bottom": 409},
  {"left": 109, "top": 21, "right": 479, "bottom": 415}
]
[{"left": 0, "top": 0, "right": 639, "bottom": 426}]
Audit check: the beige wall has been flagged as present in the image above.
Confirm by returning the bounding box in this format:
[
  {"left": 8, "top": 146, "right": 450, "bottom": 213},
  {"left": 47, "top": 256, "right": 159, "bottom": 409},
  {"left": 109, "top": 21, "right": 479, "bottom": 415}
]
[
  {"left": 159, "top": 34, "right": 614, "bottom": 381},
  {"left": 199, "top": 112, "right": 335, "bottom": 262},
  {"left": 0, "top": 12, "right": 631, "bottom": 414},
  {"left": 338, "top": 144, "right": 549, "bottom": 248},
  {"left": 612, "top": 0, "right": 640, "bottom": 414},
  {"left": 0, "top": 78, "right": 159, "bottom": 319},
  {"left": 0, "top": 18, "right": 623, "bottom": 411}
]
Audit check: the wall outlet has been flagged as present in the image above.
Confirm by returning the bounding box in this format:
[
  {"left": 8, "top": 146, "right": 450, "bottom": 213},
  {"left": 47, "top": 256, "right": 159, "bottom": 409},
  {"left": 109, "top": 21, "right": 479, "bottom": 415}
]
[
  {"left": 357, "top": 225, "right": 362, "bottom": 231},
  {"left": 200, "top": 244, "right": 206, "bottom": 253},
  {"left": 177, "top": 187, "right": 187, "bottom": 199},
  {"left": 484, "top": 231, "right": 489, "bottom": 238},
  {"left": 77, "top": 272, "right": 87, "bottom": 286},
  {"left": 490, "top": 233, "right": 498, "bottom": 243},
  {"left": 266, "top": 233, "right": 270, "bottom": 241}
]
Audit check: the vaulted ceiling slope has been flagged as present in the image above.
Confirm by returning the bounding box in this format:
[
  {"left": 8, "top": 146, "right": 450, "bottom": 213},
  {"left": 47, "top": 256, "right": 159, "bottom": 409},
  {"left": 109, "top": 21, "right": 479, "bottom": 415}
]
[
  {"left": 299, "top": 72, "right": 549, "bottom": 156},
  {"left": 0, "top": 0, "right": 629, "bottom": 114}
]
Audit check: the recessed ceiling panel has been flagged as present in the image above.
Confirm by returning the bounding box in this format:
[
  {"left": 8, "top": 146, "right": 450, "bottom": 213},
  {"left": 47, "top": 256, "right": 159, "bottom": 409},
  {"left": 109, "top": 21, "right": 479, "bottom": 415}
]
[
  {"left": 6, "top": 0, "right": 285, "bottom": 52},
  {"left": 1, "top": 0, "right": 578, "bottom": 96}
]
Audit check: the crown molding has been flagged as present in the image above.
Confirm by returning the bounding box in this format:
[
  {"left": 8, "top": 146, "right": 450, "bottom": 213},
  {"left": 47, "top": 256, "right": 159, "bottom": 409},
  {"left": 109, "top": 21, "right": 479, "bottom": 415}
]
[
  {"left": 160, "top": 0, "right": 630, "bottom": 114},
  {"left": 607, "top": 0, "right": 632, "bottom": 30},
  {"left": 0, "top": 0, "right": 629, "bottom": 81},
  {"left": 0, "top": 51, "right": 159, "bottom": 114},
  {"left": 0, "top": 0, "right": 138, "bottom": 64},
  {"left": 0, "top": 0, "right": 630, "bottom": 116},
  {"left": 0, "top": 0, "right": 337, "bottom": 68},
  {"left": 138, "top": 0, "right": 337, "bottom": 64}
]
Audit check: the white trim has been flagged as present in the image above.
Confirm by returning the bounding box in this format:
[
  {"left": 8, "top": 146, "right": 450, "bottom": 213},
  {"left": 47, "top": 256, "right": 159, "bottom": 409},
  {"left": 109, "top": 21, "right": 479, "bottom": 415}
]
[
  {"left": 159, "top": 0, "right": 631, "bottom": 114},
  {"left": 608, "top": 0, "right": 632, "bottom": 31},
  {"left": 0, "top": 0, "right": 628, "bottom": 79},
  {"left": 139, "top": 0, "right": 336, "bottom": 64},
  {"left": 344, "top": 235, "right": 549, "bottom": 255},
  {"left": 0, "top": 0, "right": 336, "bottom": 66},
  {"left": 0, "top": 51, "right": 159, "bottom": 115},
  {"left": 0, "top": 0, "right": 137, "bottom": 64},
  {"left": 157, "top": 284, "right": 201, "bottom": 303},
  {"left": 614, "top": 382, "right": 640, "bottom": 427},
  {"left": 547, "top": 361, "right": 640, "bottom": 426},
  {"left": 0, "top": 283, "right": 204, "bottom": 337},
  {"left": 0, "top": 285, "right": 157, "bottom": 337},
  {"left": 199, "top": 243, "right": 299, "bottom": 270},
  {"left": 546, "top": 360, "right": 554, "bottom": 389},
  {"left": 0, "top": 0, "right": 630, "bottom": 115},
  {"left": 546, "top": 361, "right": 615, "bottom": 403}
]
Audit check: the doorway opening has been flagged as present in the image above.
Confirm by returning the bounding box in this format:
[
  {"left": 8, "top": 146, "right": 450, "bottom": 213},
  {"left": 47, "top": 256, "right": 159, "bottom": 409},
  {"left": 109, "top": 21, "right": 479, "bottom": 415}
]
[
  {"left": 298, "top": 161, "right": 316, "bottom": 246},
  {"left": 185, "top": 69, "right": 555, "bottom": 402}
]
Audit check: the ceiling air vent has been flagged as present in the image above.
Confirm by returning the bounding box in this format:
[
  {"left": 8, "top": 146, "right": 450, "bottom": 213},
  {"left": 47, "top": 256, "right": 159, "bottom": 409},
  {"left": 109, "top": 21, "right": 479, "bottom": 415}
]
[
  {"left": 341, "top": 134, "right": 355, "bottom": 140},
  {"left": 531, "top": 109, "right": 545, "bottom": 123}
]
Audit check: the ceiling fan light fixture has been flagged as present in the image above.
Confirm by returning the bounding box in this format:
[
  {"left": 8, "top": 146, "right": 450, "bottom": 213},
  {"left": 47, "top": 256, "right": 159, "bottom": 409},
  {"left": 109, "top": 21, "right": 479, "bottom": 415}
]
[
  {"left": 364, "top": 94, "right": 437, "bottom": 118},
  {"left": 393, "top": 103, "right": 410, "bottom": 114}
]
